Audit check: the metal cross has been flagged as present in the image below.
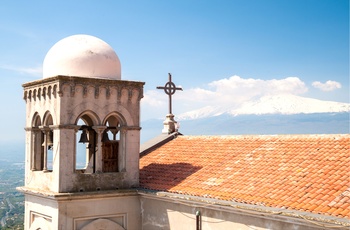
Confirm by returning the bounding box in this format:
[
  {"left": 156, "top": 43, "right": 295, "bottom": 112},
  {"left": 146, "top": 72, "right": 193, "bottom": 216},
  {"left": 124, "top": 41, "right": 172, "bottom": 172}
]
[{"left": 156, "top": 73, "right": 183, "bottom": 114}]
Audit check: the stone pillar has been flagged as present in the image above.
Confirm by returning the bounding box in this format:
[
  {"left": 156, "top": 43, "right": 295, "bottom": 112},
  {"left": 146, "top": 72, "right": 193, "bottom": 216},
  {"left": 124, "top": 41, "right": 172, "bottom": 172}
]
[
  {"left": 93, "top": 126, "right": 107, "bottom": 173},
  {"left": 162, "top": 113, "right": 178, "bottom": 134},
  {"left": 119, "top": 128, "right": 127, "bottom": 172},
  {"left": 30, "top": 128, "right": 41, "bottom": 170},
  {"left": 41, "top": 127, "right": 50, "bottom": 171}
]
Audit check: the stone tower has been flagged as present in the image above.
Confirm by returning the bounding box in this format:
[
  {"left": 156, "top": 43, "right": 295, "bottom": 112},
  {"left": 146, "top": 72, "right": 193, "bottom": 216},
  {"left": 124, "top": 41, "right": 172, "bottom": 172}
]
[{"left": 18, "top": 35, "right": 144, "bottom": 230}]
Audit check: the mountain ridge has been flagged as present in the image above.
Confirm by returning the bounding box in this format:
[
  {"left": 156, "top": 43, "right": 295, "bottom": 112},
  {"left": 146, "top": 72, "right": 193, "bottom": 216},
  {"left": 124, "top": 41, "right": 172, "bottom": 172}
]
[
  {"left": 141, "top": 112, "right": 349, "bottom": 143},
  {"left": 177, "top": 94, "right": 350, "bottom": 120}
]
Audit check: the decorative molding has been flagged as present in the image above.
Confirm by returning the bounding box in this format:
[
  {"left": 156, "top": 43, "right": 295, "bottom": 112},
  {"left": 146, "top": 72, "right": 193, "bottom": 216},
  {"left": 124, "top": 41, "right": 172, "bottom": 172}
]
[
  {"left": 56, "top": 85, "right": 62, "bottom": 97},
  {"left": 42, "top": 87, "right": 46, "bottom": 99},
  {"left": 29, "top": 212, "right": 52, "bottom": 230},
  {"left": 70, "top": 84, "right": 75, "bottom": 97},
  {"left": 83, "top": 85, "right": 88, "bottom": 98},
  {"left": 138, "top": 87, "right": 144, "bottom": 100},
  {"left": 95, "top": 85, "right": 100, "bottom": 99},
  {"left": 22, "top": 76, "right": 144, "bottom": 103},
  {"left": 25, "top": 125, "right": 78, "bottom": 130},
  {"left": 24, "top": 127, "right": 40, "bottom": 132},
  {"left": 74, "top": 213, "right": 127, "bottom": 230},
  {"left": 37, "top": 88, "right": 41, "bottom": 100},
  {"left": 80, "top": 218, "right": 125, "bottom": 230},
  {"left": 128, "top": 88, "right": 133, "bottom": 102},
  {"left": 50, "top": 124, "right": 78, "bottom": 130},
  {"left": 106, "top": 86, "right": 111, "bottom": 99},
  {"left": 124, "top": 126, "right": 142, "bottom": 131},
  {"left": 117, "top": 85, "right": 122, "bottom": 102},
  {"left": 23, "top": 83, "right": 60, "bottom": 101}
]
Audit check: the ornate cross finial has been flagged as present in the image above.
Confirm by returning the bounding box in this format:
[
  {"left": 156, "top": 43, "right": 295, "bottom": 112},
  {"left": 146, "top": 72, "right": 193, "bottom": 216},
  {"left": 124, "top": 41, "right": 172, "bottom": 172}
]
[{"left": 156, "top": 73, "right": 183, "bottom": 114}]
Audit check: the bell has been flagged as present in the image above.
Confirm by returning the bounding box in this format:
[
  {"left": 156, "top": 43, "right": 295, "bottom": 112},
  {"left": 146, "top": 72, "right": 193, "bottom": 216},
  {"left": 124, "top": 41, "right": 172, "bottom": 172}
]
[
  {"left": 42, "top": 130, "right": 54, "bottom": 150},
  {"left": 79, "top": 130, "right": 89, "bottom": 143},
  {"left": 101, "top": 131, "right": 110, "bottom": 143},
  {"left": 47, "top": 131, "right": 54, "bottom": 150}
]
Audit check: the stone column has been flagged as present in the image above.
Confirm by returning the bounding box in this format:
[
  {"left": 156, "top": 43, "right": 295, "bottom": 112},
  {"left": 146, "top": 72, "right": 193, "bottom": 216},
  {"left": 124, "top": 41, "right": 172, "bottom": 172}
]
[
  {"left": 119, "top": 127, "right": 127, "bottom": 172},
  {"left": 41, "top": 127, "right": 50, "bottom": 172},
  {"left": 92, "top": 126, "right": 107, "bottom": 173},
  {"left": 73, "top": 125, "right": 81, "bottom": 171},
  {"left": 30, "top": 128, "right": 40, "bottom": 170}
]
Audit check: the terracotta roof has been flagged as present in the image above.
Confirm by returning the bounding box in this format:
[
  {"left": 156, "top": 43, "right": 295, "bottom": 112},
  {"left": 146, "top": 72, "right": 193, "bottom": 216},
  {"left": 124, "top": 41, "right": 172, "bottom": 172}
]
[{"left": 139, "top": 134, "right": 350, "bottom": 219}]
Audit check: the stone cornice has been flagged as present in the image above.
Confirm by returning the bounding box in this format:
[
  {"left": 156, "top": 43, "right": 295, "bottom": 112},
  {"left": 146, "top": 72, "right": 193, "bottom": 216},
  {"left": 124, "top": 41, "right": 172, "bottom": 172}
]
[
  {"left": 22, "top": 75, "right": 145, "bottom": 88},
  {"left": 24, "top": 125, "right": 141, "bottom": 131},
  {"left": 23, "top": 75, "right": 145, "bottom": 102},
  {"left": 123, "top": 126, "right": 142, "bottom": 131},
  {"left": 17, "top": 186, "right": 137, "bottom": 201}
]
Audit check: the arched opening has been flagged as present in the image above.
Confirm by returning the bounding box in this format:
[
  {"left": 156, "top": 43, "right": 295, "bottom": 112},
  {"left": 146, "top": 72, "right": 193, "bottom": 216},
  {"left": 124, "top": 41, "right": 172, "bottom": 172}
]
[
  {"left": 42, "top": 113, "right": 54, "bottom": 171},
  {"left": 31, "top": 113, "right": 43, "bottom": 171},
  {"left": 102, "top": 114, "right": 124, "bottom": 173},
  {"left": 75, "top": 114, "right": 97, "bottom": 173}
]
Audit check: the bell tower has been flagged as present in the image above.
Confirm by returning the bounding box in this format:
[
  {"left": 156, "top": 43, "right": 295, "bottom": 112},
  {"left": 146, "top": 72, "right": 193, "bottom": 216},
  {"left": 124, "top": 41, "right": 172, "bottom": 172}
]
[{"left": 18, "top": 35, "right": 144, "bottom": 230}]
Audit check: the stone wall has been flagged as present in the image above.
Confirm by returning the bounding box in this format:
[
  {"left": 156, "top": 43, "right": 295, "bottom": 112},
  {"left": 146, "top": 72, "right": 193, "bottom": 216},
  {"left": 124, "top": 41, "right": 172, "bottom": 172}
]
[{"left": 140, "top": 193, "right": 332, "bottom": 230}]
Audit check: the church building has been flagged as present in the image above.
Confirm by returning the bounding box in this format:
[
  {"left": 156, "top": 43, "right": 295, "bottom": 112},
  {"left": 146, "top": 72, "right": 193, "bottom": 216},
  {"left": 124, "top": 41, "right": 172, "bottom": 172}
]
[{"left": 18, "top": 34, "right": 349, "bottom": 230}]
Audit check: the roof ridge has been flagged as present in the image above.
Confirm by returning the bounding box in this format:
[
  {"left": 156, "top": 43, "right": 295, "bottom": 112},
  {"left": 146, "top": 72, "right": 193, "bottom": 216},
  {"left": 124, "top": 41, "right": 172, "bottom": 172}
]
[{"left": 177, "top": 134, "right": 350, "bottom": 139}]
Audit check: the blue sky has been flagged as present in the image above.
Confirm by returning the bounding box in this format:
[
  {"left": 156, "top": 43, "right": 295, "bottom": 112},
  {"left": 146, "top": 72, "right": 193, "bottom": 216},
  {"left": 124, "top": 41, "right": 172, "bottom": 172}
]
[{"left": 0, "top": 0, "right": 348, "bottom": 142}]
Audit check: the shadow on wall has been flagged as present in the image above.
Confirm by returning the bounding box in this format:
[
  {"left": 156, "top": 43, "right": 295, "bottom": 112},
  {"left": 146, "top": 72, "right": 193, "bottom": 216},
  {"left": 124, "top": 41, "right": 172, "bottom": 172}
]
[
  {"left": 140, "top": 195, "right": 319, "bottom": 230},
  {"left": 139, "top": 163, "right": 202, "bottom": 191}
]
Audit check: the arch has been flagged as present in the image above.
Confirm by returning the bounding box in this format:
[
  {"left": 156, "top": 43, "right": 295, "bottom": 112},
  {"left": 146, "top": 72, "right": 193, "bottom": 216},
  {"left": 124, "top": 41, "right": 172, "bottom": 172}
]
[
  {"left": 47, "top": 86, "right": 52, "bottom": 99},
  {"left": 75, "top": 110, "right": 100, "bottom": 126},
  {"left": 52, "top": 84, "right": 58, "bottom": 98},
  {"left": 101, "top": 112, "right": 128, "bottom": 173},
  {"left": 105, "top": 103, "right": 135, "bottom": 126},
  {"left": 33, "top": 89, "right": 37, "bottom": 101},
  {"left": 42, "top": 87, "right": 46, "bottom": 99},
  {"left": 103, "top": 111, "right": 127, "bottom": 126},
  {"left": 41, "top": 111, "right": 54, "bottom": 171},
  {"left": 31, "top": 112, "right": 44, "bottom": 171},
  {"left": 24, "top": 91, "right": 28, "bottom": 101},
  {"left": 28, "top": 90, "right": 32, "bottom": 100},
  {"left": 43, "top": 111, "right": 54, "bottom": 126},
  {"left": 37, "top": 88, "right": 41, "bottom": 100},
  {"left": 81, "top": 218, "right": 125, "bottom": 230},
  {"left": 32, "top": 112, "right": 41, "bottom": 127},
  {"left": 75, "top": 110, "right": 100, "bottom": 173}
]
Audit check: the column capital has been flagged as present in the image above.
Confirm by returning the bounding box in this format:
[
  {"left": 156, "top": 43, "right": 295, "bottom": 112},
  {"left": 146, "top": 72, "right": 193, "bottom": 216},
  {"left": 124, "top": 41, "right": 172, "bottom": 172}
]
[
  {"left": 24, "top": 127, "right": 41, "bottom": 132},
  {"left": 50, "top": 125, "right": 78, "bottom": 130},
  {"left": 39, "top": 126, "right": 51, "bottom": 133},
  {"left": 92, "top": 126, "right": 108, "bottom": 134}
]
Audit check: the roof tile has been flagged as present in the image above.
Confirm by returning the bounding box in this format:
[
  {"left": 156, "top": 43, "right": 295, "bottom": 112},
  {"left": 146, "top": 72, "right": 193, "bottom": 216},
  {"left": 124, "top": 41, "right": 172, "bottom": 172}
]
[{"left": 140, "top": 134, "right": 350, "bottom": 219}]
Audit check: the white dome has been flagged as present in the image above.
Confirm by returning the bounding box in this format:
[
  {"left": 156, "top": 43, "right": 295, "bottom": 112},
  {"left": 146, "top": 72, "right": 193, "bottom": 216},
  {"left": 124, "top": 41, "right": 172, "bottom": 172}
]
[{"left": 43, "top": 34, "right": 121, "bottom": 80}]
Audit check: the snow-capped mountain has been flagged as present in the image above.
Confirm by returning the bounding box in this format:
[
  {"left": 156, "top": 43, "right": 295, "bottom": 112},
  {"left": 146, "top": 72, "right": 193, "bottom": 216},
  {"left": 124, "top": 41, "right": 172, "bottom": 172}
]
[{"left": 178, "top": 94, "right": 350, "bottom": 120}]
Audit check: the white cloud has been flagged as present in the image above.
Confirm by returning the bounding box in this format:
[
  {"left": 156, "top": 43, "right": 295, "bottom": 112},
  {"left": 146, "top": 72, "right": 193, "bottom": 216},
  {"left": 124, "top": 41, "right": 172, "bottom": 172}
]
[
  {"left": 141, "top": 75, "right": 309, "bottom": 120},
  {"left": 19, "top": 67, "right": 43, "bottom": 76},
  {"left": 312, "top": 80, "right": 342, "bottom": 91},
  {"left": 207, "top": 76, "right": 307, "bottom": 103},
  {"left": 142, "top": 90, "right": 165, "bottom": 107}
]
